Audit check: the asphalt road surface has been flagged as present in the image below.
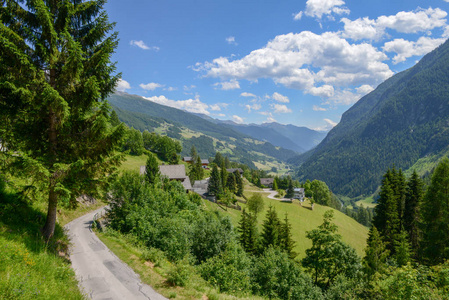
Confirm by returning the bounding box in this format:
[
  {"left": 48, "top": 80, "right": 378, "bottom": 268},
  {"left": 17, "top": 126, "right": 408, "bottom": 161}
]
[{"left": 65, "top": 206, "right": 167, "bottom": 300}]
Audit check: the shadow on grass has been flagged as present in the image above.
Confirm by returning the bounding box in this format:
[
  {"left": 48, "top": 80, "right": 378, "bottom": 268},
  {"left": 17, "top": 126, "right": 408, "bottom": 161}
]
[{"left": 0, "top": 188, "right": 68, "bottom": 256}]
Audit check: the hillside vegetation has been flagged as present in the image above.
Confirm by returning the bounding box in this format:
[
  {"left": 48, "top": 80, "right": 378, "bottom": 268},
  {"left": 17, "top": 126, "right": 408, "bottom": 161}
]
[{"left": 294, "top": 39, "right": 449, "bottom": 197}]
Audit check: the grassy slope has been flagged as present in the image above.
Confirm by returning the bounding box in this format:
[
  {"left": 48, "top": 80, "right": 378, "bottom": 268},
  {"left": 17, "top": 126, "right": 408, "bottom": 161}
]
[
  {"left": 205, "top": 183, "right": 369, "bottom": 259},
  {"left": 0, "top": 183, "right": 106, "bottom": 299}
]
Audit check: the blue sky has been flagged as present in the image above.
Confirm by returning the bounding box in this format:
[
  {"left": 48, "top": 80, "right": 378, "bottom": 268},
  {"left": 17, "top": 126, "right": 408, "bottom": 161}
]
[{"left": 106, "top": 0, "right": 449, "bottom": 130}]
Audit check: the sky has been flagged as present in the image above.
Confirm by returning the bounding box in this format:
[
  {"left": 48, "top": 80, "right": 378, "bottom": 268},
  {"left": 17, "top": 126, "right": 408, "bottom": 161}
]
[{"left": 105, "top": 0, "right": 449, "bottom": 131}]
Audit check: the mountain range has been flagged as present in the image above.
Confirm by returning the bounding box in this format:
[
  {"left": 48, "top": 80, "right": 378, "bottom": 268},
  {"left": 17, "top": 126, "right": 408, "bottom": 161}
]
[{"left": 293, "top": 39, "right": 449, "bottom": 197}]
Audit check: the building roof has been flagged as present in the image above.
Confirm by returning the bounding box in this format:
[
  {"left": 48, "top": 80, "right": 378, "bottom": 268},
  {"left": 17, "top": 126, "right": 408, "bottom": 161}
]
[
  {"left": 183, "top": 156, "right": 192, "bottom": 162},
  {"left": 201, "top": 159, "right": 209, "bottom": 164},
  {"left": 260, "top": 178, "right": 274, "bottom": 185},
  {"left": 159, "top": 164, "right": 188, "bottom": 179},
  {"left": 293, "top": 188, "right": 305, "bottom": 192},
  {"left": 227, "top": 168, "right": 244, "bottom": 174}
]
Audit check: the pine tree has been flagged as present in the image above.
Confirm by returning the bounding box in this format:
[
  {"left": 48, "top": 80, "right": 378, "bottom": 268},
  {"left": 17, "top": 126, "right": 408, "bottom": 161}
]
[
  {"left": 207, "top": 164, "right": 222, "bottom": 197},
  {"left": 190, "top": 145, "right": 198, "bottom": 162},
  {"left": 224, "top": 156, "right": 231, "bottom": 168},
  {"left": 279, "top": 213, "right": 297, "bottom": 259},
  {"left": 235, "top": 170, "right": 244, "bottom": 196},
  {"left": 238, "top": 209, "right": 259, "bottom": 255},
  {"left": 220, "top": 161, "right": 227, "bottom": 191},
  {"left": 404, "top": 170, "right": 424, "bottom": 256},
  {"left": 214, "top": 151, "right": 223, "bottom": 166},
  {"left": 0, "top": 0, "right": 124, "bottom": 240},
  {"left": 363, "top": 226, "right": 389, "bottom": 277},
  {"left": 145, "top": 153, "right": 159, "bottom": 185},
  {"left": 285, "top": 180, "right": 294, "bottom": 198},
  {"left": 394, "top": 228, "right": 412, "bottom": 267},
  {"left": 261, "top": 205, "right": 280, "bottom": 249},
  {"left": 226, "top": 172, "right": 236, "bottom": 194},
  {"left": 421, "top": 157, "right": 449, "bottom": 265},
  {"left": 272, "top": 178, "right": 278, "bottom": 191},
  {"left": 110, "top": 110, "right": 121, "bottom": 127}
]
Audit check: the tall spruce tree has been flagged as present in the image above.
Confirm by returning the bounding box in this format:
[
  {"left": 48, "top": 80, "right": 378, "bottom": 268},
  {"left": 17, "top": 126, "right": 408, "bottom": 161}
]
[
  {"left": 238, "top": 209, "right": 259, "bottom": 255},
  {"left": 0, "top": 0, "right": 124, "bottom": 240},
  {"left": 404, "top": 170, "right": 424, "bottom": 256},
  {"left": 220, "top": 161, "right": 228, "bottom": 190},
  {"left": 279, "top": 213, "right": 297, "bottom": 259},
  {"left": 226, "top": 172, "right": 236, "bottom": 194},
  {"left": 261, "top": 205, "right": 280, "bottom": 249},
  {"left": 235, "top": 170, "right": 244, "bottom": 196},
  {"left": 421, "top": 157, "right": 449, "bottom": 265},
  {"left": 363, "top": 226, "right": 389, "bottom": 277},
  {"left": 207, "top": 164, "right": 222, "bottom": 197}
]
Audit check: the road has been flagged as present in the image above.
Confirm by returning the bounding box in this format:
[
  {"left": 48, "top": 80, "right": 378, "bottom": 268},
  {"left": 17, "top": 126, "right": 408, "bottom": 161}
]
[{"left": 65, "top": 206, "right": 167, "bottom": 300}]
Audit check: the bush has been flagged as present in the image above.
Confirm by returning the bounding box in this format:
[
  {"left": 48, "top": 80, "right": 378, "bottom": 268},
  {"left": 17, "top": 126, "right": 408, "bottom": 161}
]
[{"left": 167, "top": 258, "right": 192, "bottom": 287}]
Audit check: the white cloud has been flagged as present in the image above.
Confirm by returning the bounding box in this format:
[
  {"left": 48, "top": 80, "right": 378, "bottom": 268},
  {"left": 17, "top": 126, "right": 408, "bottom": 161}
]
[
  {"left": 143, "top": 95, "right": 210, "bottom": 115},
  {"left": 356, "top": 84, "right": 374, "bottom": 95},
  {"left": 226, "top": 36, "right": 238, "bottom": 45},
  {"left": 130, "top": 40, "right": 159, "bottom": 51},
  {"left": 197, "top": 31, "right": 392, "bottom": 105},
  {"left": 264, "top": 116, "right": 277, "bottom": 123},
  {"left": 308, "top": 85, "right": 335, "bottom": 98},
  {"left": 245, "top": 103, "right": 262, "bottom": 113},
  {"left": 183, "top": 85, "right": 196, "bottom": 91},
  {"left": 272, "top": 104, "right": 292, "bottom": 114},
  {"left": 213, "top": 79, "right": 240, "bottom": 90},
  {"left": 383, "top": 36, "right": 445, "bottom": 64},
  {"left": 240, "top": 92, "right": 257, "bottom": 98},
  {"left": 272, "top": 92, "right": 290, "bottom": 103},
  {"left": 313, "top": 105, "right": 327, "bottom": 111},
  {"left": 305, "top": 0, "right": 349, "bottom": 19},
  {"left": 293, "top": 11, "right": 303, "bottom": 20},
  {"left": 140, "top": 82, "right": 164, "bottom": 91},
  {"left": 314, "top": 118, "right": 338, "bottom": 131},
  {"left": 209, "top": 103, "right": 229, "bottom": 111},
  {"left": 232, "top": 115, "right": 244, "bottom": 124},
  {"left": 164, "top": 86, "right": 178, "bottom": 91},
  {"left": 115, "top": 79, "right": 131, "bottom": 92},
  {"left": 341, "top": 8, "right": 448, "bottom": 41}
]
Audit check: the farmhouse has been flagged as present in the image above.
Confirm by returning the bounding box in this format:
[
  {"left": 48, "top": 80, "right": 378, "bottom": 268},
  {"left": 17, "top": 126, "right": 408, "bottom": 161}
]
[
  {"left": 293, "top": 188, "right": 305, "bottom": 201},
  {"left": 140, "top": 164, "right": 192, "bottom": 191},
  {"left": 260, "top": 178, "right": 274, "bottom": 188},
  {"left": 182, "top": 157, "right": 210, "bottom": 168}
]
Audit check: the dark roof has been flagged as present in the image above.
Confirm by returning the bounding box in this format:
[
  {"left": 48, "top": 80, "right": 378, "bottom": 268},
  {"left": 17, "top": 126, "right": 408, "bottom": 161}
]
[
  {"left": 260, "top": 178, "right": 274, "bottom": 185},
  {"left": 201, "top": 159, "right": 209, "bottom": 164},
  {"left": 183, "top": 156, "right": 193, "bottom": 162},
  {"left": 159, "top": 165, "right": 188, "bottom": 179},
  {"left": 226, "top": 168, "right": 243, "bottom": 174}
]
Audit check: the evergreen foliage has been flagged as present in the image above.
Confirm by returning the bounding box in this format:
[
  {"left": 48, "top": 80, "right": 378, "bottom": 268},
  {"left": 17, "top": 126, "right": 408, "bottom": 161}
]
[
  {"left": 363, "top": 226, "right": 389, "bottom": 277},
  {"left": 237, "top": 209, "right": 259, "bottom": 255},
  {"left": 279, "top": 213, "right": 297, "bottom": 259},
  {"left": 207, "top": 164, "right": 222, "bottom": 197},
  {"left": 0, "top": 0, "right": 124, "bottom": 239},
  {"left": 144, "top": 153, "right": 159, "bottom": 185},
  {"left": 234, "top": 170, "right": 244, "bottom": 197},
  {"left": 285, "top": 180, "right": 294, "bottom": 198},
  {"left": 220, "top": 161, "right": 228, "bottom": 190},
  {"left": 421, "top": 157, "right": 449, "bottom": 265},
  {"left": 261, "top": 205, "right": 280, "bottom": 249},
  {"left": 404, "top": 170, "right": 424, "bottom": 256}
]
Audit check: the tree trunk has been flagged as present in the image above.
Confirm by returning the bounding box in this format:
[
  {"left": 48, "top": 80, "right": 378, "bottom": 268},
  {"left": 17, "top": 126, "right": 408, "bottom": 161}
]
[{"left": 42, "top": 184, "right": 58, "bottom": 240}]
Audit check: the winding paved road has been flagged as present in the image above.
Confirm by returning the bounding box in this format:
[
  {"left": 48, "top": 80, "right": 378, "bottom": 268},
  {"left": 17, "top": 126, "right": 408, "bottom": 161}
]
[{"left": 65, "top": 206, "right": 167, "bottom": 300}]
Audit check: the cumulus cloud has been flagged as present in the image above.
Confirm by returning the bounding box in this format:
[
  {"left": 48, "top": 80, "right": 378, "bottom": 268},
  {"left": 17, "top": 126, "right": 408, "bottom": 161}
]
[
  {"left": 245, "top": 103, "right": 262, "bottom": 113},
  {"left": 226, "top": 36, "right": 238, "bottom": 45},
  {"left": 196, "top": 31, "right": 393, "bottom": 105},
  {"left": 304, "top": 0, "right": 349, "bottom": 19},
  {"left": 130, "top": 40, "right": 159, "bottom": 51},
  {"left": 209, "top": 103, "right": 229, "bottom": 111},
  {"left": 240, "top": 92, "right": 257, "bottom": 98},
  {"left": 140, "top": 82, "right": 164, "bottom": 91},
  {"left": 213, "top": 79, "right": 240, "bottom": 90},
  {"left": 232, "top": 115, "right": 244, "bottom": 124},
  {"left": 264, "top": 116, "right": 277, "bottom": 123},
  {"left": 313, "top": 105, "right": 327, "bottom": 111},
  {"left": 164, "top": 86, "right": 178, "bottom": 91},
  {"left": 183, "top": 85, "right": 196, "bottom": 91},
  {"left": 383, "top": 36, "right": 445, "bottom": 64},
  {"left": 314, "top": 118, "right": 338, "bottom": 131},
  {"left": 293, "top": 11, "right": 303, "bottom": 20},
  {"left": 272, "top": 104, "right": 292, "bottom": 114},
  {"left": 143, "top": 95, "right": 210, "bottom": 115},
  {"left": 356, "top": 84, "right": 374, "bottom": 95},
  {"left": 115, "top": 79, "right": 131, "bottom": 92},
  {"left": 341, "top": 8, "right": 448, "bottom": 41},
  {"left": 272, "top": 92, "right": 290, "bottom": 103}
]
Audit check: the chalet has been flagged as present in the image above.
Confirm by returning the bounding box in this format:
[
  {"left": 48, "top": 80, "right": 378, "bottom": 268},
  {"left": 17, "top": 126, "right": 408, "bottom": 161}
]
[
  {"left": 182, "top": 157, "right": 210, "bottom": 168},
  {"left": 140, "top": 164, "right": 192, "bottom": 191},
  {"left": 293, "top": 188, "right": 305, "bottom": 201},
  {"left": 260, "top": 178, "right": 274, "bottom": 188},
  {"left": 226, "top": 168, "right": 244, "bottom": 177},
  {"left": 192, "top": 178, "right": 209, "bottom": 197}
]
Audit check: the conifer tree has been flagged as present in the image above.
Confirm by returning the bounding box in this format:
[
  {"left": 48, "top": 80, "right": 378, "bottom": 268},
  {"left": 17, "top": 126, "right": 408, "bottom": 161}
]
[
  {"left": 285, "top": 180, "right": 294, "bottom": 198},
  {"left": 145, "top": 153, "right": 159, "bottom": 185},
  {"left": 226, "top": 172, "right": 236, "bottom": 194},
  {"left": 261, "top": 205, "right": 280, "bottom": 249},
  {"left": 214, "top": 151, "right": 223, "bottom": 166},
  {"left": 404, "top": 170, "right": 424, "bottom": 255},
  {"left": 235, "top": 170, "right": 244, "bottom": 196},
  {"left": 279, "top": 213, "right": 297, "bottom": 259},
  {"left": 110, "top": 110, "right": 121, "bottom": 127},
  {"left": 207, "top": 164, "right": 222, "bottom": 198},
  {"left": 0, "top": 0, "right": 124, "bottom": 240},
  {"left": 363, "top": 226, "right": 389, "bottom": 277},
  {"left": 394, "top": 228, "right": 412, "bottom": 267},
  {"left": 421, "top": 157, "right": 449, "bottom": 265},
  {"left": 220, "top": 161, "right": 228, "bottom": 190},
  {"left": 272, "top": 178, "right": 278, "bottom": 191},
  {"left": 238, "top": 209, "right": 259, "bottom": 255}
]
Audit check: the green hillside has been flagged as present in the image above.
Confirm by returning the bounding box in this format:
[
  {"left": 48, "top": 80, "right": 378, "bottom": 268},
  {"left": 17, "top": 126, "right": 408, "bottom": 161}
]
[
  {"left": 294, "top": 39, "right": 449, "bottom": 197},
  {"left": 204, "top": 183, "right": 369, "bottom": 259},
  {"left": 109, "top": 92, "right": 297, "bottom": 169}
]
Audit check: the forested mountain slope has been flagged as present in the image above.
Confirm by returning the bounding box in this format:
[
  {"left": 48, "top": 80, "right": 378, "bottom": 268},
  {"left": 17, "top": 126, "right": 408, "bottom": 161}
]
[
  {"left": 294, "top": 39, "right": 449, "bottom": 197},
  {"left": 108, "top": 92, "right": 297, "bottom": 167}
]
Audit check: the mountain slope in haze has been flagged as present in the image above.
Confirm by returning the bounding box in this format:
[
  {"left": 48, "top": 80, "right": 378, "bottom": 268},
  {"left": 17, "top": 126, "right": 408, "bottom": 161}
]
[
  {"left": 294, "top": 39, "right": 449, "bottom": 197},
  {"left": 108, "top": 92, "right": 297, "bottom": 167}
]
